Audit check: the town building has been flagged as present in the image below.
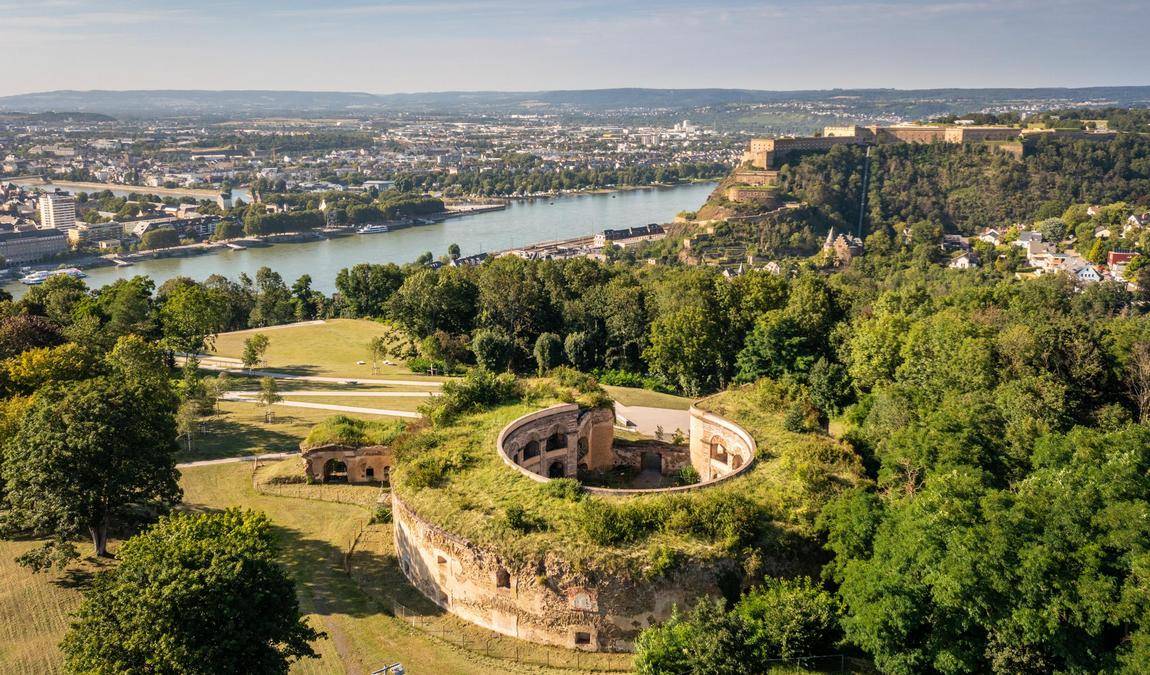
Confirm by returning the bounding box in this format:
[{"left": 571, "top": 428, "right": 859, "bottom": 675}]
[
  {"left": 38, "top": 193, "right": 76, "bottom": 230},
  {"left": 0, "top": 228, "right": 69, "bottom": 264},
  {"left": 593, "top": 223, "right": 665, "bottom": 248}
]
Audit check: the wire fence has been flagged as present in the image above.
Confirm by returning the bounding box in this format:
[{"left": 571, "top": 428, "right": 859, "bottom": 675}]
[
  {"left": 390, "top": 600, "right": 635, "bottom": 672},
  {"left": 761, "top": 654, "right": 873, "bottom": 673}
]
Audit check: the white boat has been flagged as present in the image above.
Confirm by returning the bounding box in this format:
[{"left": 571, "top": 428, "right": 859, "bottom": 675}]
[
  {"left": 19, "top": 270, "right": 50, "bottom": 285},
  {"left": 50, "top": 267, "right": 87, "bottom": 279},
  {"left": 357, "top": 224, "right": 390, "bottom": 234}
]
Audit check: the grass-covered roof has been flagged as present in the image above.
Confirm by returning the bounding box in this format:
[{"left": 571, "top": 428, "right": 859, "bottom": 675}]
[
  {"left": 302, "top": 415, "right": 408, "bottom": 450},
  {"left": 390, "top": 378, "right": 865, "bottom": 576}
]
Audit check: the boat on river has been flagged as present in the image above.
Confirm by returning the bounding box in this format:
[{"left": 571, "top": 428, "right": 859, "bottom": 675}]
[
  {"left": 356, "top": 224, "right": 390, "bottom": 234},
  {"left": 20, "top": 267, "right": 87, "bottom": 285}
]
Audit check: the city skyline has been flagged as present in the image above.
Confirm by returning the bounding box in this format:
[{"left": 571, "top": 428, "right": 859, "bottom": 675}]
[{"left": 3, "top": 0, "right": 1149, "bottom": 97}]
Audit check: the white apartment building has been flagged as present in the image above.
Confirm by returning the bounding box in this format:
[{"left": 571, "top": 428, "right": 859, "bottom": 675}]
[{"left": 38, "top": 193, "right": 76, "bottom": 230}]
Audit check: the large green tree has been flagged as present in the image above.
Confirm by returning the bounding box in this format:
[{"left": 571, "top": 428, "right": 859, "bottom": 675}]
[
  {"left": 61, "top": 509, "right": 322, "bottom": 674},
  {"left": 335, "top": 262, "right": 404, "bottom": 318},
  {"left": 2, "top": 376, "right": 181, "bottom": 566}
]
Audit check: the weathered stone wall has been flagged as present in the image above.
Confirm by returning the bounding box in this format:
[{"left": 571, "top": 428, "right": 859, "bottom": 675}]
[
  {"left": 688, "top": 406, "right": 756, "bottom": 481},
  {"left": 392, "top": 494, "right": 735, "bottom": 652},
  {"left": 302, "top": 444, "right": 393, "bottom": 484},
  {"left": 726, "top": 186, "right": 780, "bottom": 205},
  {"left": 609, "top": 442, "right": 691, "bottom": 475},
  {"left": 498, "top": 404, "right": 616, "bottom": 479}
]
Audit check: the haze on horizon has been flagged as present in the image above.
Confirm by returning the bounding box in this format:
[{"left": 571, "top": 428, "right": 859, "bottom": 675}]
[{"left": 3, "top": 0, "right": 1149, "bottom": 98}]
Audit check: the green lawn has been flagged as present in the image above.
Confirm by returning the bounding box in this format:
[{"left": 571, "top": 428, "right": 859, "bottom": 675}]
[
  {"left": 226, "top": 375, "right": 436, "bottom": 394},
  {"left": 282, "top": 396, "right": 428, "bottom": 413},
  {"left": 604, "top": 385, "right": 693, "bottom": 410},
  {"left": 0, "top": 540, "right": 101, "bottom": 675},
  {"left": 179, "top": 401, "right": 374, "bottom": 463},
  {"left": 209, "top": 319, "right": 445, "bottom": 384}
]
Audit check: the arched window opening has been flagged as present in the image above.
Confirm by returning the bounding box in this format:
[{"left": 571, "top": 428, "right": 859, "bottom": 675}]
[
  {"left": 548, "top": 460, "right": 566, "bottom": 478},
  {"left": 323, "top": 459, "right": 348, "bottom": 482},
  {"left": 710, "top": 436, "right": 728, "bottom": 465}
]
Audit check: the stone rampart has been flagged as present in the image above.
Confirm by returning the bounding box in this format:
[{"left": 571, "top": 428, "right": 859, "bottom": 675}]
[{"left": 392, "top": 494, "right": 737, "bottom": 652}]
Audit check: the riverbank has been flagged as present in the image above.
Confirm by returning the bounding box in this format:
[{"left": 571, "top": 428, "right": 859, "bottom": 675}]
[
  {"left": 2, "top": 181, "right": 717, "bottom": 297},
  {"left": 4, "top": 176, "right": 227, "bottom": 200}
]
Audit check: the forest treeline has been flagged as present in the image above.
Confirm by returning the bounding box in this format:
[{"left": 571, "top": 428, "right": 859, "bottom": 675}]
[{"left": 776, "top": 134, "right": 1150, "bottom": 236}]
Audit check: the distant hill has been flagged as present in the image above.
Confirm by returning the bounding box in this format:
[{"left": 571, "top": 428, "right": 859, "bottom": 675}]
[
  {"left": 0, "top": 111, "right": 116, "bottom": 123},
  {"left": 2, "top": 87, "right": 1150, "bottom": 121}
]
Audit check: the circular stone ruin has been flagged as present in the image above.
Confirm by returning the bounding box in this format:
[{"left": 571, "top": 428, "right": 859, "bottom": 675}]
[
  {"left": 391, "top": 397, "right": 758, "bottom": 652},
  {"left": 496, "top": 402, "right": 755, "bottom": 494}
]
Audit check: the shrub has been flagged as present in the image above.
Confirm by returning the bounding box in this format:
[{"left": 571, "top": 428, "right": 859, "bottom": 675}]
[
  {"left": 504, "top": 504, "right": 544, "bottom": 532},
  {"left": 597, "top": 368, "right": 674, "bottom": 393},
  {"left": 644, "top": 545, "right": 682, "bottom": 580},
  {"left": 579, "top": 499, "right": 661, "bottom": 546},
  {"left": 564, "top": 331, "right": 596, "bottom": 371},
  {"left": 303, "top": 415, "right": 407, "bottom": 449},
  {"left": 402, "top": 449, "right": 474, "bottom": 489},
  {"left": 472, "top": 328, "right": 513, "bottom": 372},
  {"left": 542, "top": 477, "right": 583, "bottom": 501},
  {"left": 735, "top": 577, "right": 840, "bottom": 660},
  {"left": 409, "top": 357, "right": 465, "bottom": 376},
  {"left": 534, "top": 332, "right": 564, "bottom": 375},
  {"left": 370, "top": 505, "right": 392, "bottom": 524},
  {"left": 784, "top": 401, "right": 817, "bottom": 433},
  {"left": 674, "top": 465, "right": 700, "bottom": 486},
  {"left": 419, "top": 368, "right": 521, "bottom": 425}
]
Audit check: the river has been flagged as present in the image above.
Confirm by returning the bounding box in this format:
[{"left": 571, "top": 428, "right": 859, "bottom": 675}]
[{"left": 4, "top": 182, "right": 715, "bottom": 296}]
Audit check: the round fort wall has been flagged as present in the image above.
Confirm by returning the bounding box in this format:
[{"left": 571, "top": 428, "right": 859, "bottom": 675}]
[
  {"left": 391, "top": 493, "right": 738, "bottom": 652},
  {"left": 391, "top": 400, "right": 761, "bottom": 652},
  {"left": 495, "top": 403, "right": 755, "bottom": 495}
]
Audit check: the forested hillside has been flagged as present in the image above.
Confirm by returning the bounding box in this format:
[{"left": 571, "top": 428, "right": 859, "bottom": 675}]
[{"left": 776, "top": 134, "right": 1150, "bottom": 237}]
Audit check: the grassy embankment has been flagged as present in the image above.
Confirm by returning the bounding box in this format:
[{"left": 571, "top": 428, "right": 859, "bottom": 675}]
[
  {"left": 603, "top": 385, "right": 692, "bottom": 410},
  {"left": 392, "top": 380, "right": 865, "bottom": 573},
  {"left": 0, "top": 461, "right": 637, "bottom": 674}
]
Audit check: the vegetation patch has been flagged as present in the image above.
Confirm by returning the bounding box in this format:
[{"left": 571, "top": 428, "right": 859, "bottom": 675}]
[
  {"left": 390, "top": 377, "right": 863, "bottom": 573},
  {"left": 302, "top": 415, "right": 408, "bottom": 449}
]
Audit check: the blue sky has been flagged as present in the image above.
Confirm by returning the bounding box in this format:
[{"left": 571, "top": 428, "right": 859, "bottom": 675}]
[{"left": 3, "top": 0, "right": 1148, "bottom": 95}]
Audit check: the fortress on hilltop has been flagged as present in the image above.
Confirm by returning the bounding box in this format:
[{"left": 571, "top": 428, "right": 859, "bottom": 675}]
[{"left": 741, "top": 123, "right": 1117, "bottom": 171}]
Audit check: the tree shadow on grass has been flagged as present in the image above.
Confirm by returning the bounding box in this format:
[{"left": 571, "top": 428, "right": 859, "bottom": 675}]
[
  {"left": 176, "top": 415, "right": 310, "bottom": 462},
  {"left": 265, "top": 522, "right": 446, "bottom": 622},
  {"left": 261, "top": 364, "right": 324, "bottom": 377}
]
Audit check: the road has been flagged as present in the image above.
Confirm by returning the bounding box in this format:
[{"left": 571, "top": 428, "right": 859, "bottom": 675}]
[
  {"left": 185, "top": 358, "right": 446, "bottom": 388},
  {"left": 176, "top": 451, "right": 298, "bottom": 468},
  {"left": 222, "top": 392, "right": 423, "bottom": 418},
  {"left": 614, "top": 403, "right": 690, "bottom": 438}
]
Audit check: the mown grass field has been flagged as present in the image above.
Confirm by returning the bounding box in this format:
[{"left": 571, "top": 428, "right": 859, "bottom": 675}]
[
  {"left": 209, "top": 319, "right": 445, "bottom": 383},
  {"left": 0, "top": 540, "right": 95, "bottom": 674},
  {"left": 178, "top": 401, "right": 372, "bottom": 462},
  {"left": 0, "top": 463, "right": 636, "bottom": 674},
  {"left": 603, "top": 385, "right": 693, "bottom": 410},
  {"left": 280, "top": 395, "right": 428, "bottom": 412}
]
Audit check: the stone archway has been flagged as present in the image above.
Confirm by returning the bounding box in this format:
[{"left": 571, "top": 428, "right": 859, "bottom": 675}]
[
  {"left": 323, "top": 458, "right": 348, "bottom": 483},
  {"left": 709, "top": 436, "right": 728, "bottom": 465},
  {"left": 548, "top": 460, "right": 566, "bottom": 478}
]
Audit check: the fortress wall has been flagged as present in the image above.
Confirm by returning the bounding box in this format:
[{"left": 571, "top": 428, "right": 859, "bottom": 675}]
[
  {"left": 498, "top": 404, "right": 616, "bottom": 478},
  {"left": 302, "top": 444, "right": 393, "bottom": 483},
  {"left": 688, "top": 405, "right": 757, "bottom": 481},
  {"left": 392, "top": 494, "right": 735, "bottom": 652}
]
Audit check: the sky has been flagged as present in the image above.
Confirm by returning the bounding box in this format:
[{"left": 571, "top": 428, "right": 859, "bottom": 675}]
[{"left": 3, "top": 0, "right": 1149, "bottom": 96}]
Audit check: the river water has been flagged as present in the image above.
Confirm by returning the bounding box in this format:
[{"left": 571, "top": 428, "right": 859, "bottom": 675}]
[{"left": 4, "top": 182, "right": 714, "bottom": 296}]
